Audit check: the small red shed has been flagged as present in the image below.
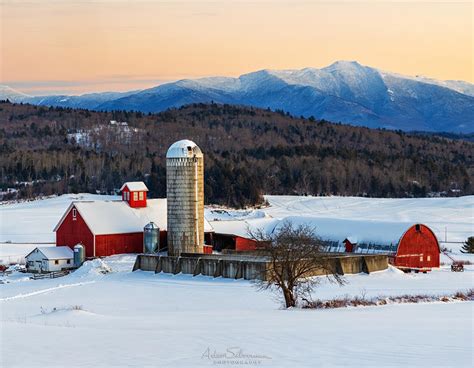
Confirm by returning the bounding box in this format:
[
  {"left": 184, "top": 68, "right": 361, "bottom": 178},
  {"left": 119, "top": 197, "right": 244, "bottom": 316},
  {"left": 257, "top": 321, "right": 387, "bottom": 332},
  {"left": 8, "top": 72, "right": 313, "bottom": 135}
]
[{"left": 343, "top": 237, "right": 358, "bottom": 253}]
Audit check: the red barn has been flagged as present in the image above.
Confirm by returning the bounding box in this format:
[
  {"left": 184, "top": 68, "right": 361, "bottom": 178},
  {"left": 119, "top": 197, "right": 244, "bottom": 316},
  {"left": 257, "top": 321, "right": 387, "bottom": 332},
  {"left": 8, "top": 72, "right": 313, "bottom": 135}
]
[
  {"left": 54, "top": 181, "right": 214, "bottom": 257},
  {"left": 269, "top": 217, "right": 440, "bottom": 272},
  {"left": 391, "top": 224, "right": 440, "bottom": 272}
]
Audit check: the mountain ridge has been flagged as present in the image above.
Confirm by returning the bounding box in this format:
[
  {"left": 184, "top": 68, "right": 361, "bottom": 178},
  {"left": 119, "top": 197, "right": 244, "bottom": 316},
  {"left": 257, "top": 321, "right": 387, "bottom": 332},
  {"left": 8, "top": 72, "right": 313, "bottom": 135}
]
[{"left": 2, "top": 61, "right": 473, "bottom": 133}]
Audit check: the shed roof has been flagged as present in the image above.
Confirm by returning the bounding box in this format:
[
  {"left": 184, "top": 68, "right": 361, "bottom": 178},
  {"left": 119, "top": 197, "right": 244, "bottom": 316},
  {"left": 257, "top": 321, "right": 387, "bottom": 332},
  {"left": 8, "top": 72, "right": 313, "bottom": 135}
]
[
  {"left": 26, "top": 246, "right": 73, "bottom": 260},
  {"left": 119, "top": 181, "right": 149, "bottom": 192},
  {"left": 54, "top": 199, "right": 213, "bottom": 235}
]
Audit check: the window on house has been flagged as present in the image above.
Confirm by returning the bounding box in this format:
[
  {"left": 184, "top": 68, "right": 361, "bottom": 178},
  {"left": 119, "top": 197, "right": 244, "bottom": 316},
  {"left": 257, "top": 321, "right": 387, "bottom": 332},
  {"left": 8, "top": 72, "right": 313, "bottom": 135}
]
[
  {"left": 133, "top": 192, "right": 138, "bottom": 201},
  {"left": 139, "top": 191, "right": 144, "bottom": 200},
  {"left": 427, "top": 255, "right": 431, "bottom": 261},
  {"left": 419, "top": 256, "right": 423, "bottom": 262},
  {"left": 55, "top": 260, "right": 59, "bottom": 265},
  {"left": 415, "top": 224, "right": 421, "bottom": 232},
  {"left": 72, "top": 208, "right": 77, "bottom": 220},
  {"left": 67, "top": 259, "right": 71, "bottom": 264}
]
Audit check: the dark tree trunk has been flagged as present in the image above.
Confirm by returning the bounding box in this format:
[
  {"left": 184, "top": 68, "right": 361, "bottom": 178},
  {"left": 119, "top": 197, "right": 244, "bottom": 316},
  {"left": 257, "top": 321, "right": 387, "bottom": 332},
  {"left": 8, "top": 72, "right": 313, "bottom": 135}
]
[{"left": 283, "top": 287, "right": 296, "bottom": 308}]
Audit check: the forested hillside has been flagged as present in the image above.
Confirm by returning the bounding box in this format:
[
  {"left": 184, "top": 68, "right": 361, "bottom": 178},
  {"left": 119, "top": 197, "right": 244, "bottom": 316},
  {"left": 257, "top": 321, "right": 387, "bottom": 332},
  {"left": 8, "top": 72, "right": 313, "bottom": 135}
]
[{"left": 1, "top": 101, "right": 472, "bottom": 207}]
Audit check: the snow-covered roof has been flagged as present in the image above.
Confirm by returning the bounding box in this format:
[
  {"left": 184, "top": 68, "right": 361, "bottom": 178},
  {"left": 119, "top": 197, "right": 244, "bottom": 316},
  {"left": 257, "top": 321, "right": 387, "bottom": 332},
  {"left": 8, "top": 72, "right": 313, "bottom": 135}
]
[
  {"left": 54, "top": 199, "right": 213, "bottom": 235},
  {"left": 210, "top": 215, "right": 419, "bottom": 246},
  {"left": 26, "top": 246, "right": 73, "bottom": 260},
  {"left": 344, "top": 237, "right": 358, "bottom": 244},
  {"left": 166, "top": 139, "right": 203, "bottom": 158},
  {"left": 274, "top": 216, "right": 414, "bottom": 246},
  {"left": 119, "top": 181, "right": 148, "bottom": 192},
  {"left": 210, "top": 218, "right": 280, "bottom": 239}
]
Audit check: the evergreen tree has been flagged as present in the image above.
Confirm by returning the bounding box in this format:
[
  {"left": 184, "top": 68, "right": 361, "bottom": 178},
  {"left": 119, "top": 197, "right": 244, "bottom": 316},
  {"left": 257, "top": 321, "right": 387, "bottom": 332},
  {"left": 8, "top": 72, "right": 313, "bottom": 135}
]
[{"left": 460, "top": 236, "right": 474, "bottom": 254}]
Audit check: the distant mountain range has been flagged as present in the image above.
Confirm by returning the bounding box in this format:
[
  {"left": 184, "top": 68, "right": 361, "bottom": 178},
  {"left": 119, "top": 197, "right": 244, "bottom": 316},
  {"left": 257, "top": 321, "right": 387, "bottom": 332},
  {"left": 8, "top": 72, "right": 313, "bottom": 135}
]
[{"left": 2, "top": 61, "right": 473, "bottom": 133}]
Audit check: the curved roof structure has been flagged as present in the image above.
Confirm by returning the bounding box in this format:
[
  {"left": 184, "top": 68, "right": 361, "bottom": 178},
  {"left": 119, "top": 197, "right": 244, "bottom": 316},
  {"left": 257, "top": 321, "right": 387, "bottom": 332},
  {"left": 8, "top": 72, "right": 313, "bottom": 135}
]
[{"left": 166, "top": 139, "right": 203, "bottom": 159}]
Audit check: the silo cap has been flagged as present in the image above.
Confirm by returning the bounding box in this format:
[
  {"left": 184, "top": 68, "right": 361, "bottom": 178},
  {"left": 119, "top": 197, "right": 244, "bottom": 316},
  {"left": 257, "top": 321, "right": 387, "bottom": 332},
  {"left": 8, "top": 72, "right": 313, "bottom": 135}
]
[
  {"left": 166, "top": 139, "right": 203, "bottom": 158},
  {"left": 144, "top": 221, "right": 160, "bottom": 230}
]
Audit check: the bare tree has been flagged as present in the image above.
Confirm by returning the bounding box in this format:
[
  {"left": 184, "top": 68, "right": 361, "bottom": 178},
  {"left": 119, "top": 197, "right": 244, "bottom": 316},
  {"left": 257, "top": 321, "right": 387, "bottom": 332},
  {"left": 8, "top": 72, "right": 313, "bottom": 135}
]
[{"left": 250, "top": 221, "right": 345, "bottom": 308}]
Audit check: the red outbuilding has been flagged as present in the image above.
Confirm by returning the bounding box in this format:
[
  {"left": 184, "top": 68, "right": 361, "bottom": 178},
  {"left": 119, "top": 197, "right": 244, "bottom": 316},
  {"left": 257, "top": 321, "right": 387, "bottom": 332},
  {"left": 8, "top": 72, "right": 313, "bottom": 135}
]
[
  {"left": 391, "top": 224, "right": 440, "bottom": 272},
  {"left": 120, "top": 181, "right": 148, "bottom": 208},
  {"left": 54, "top": 181, "right": 214, "bottom": 257},
  {"left": 339, "top": 222, "right": 440, "bottom": 271}
]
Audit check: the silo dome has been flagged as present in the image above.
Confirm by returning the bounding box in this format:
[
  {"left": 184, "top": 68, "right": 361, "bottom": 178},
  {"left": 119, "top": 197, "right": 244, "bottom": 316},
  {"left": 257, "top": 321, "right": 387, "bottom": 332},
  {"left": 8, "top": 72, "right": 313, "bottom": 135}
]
[
  {"left": 166, "top": 139, "right": 203, "bottom": 159},
  {"left": 166, "top": 139, "right": 205, "bottom": 256}
]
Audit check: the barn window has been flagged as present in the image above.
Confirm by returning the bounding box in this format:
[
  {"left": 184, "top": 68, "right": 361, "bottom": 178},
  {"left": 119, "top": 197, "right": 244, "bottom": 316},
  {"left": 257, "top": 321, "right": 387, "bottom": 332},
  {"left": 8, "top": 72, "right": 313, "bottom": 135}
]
[
  {"left": 126, "top": 192, "right": 129, "bottom": 201},
  {"left": 139, "top": 191, "right": 144, "bottom": 200},
  {"left": 72, "top": 208, "right": 77, "bottom": 220},
  {"left": 55, "top": 260, "right": 59, "bottom": 265},
  {"left": 133, "top": 192, "right": 138, "bottom": 201},
  {"left": 419, "top": 256, "right": 423, "bottom": 262},
  {"left": 415, "top": 224, "right": 421, "bottom": 232},
  {"left": 427, "top": 255, "right": 431, "bottom": 261}
]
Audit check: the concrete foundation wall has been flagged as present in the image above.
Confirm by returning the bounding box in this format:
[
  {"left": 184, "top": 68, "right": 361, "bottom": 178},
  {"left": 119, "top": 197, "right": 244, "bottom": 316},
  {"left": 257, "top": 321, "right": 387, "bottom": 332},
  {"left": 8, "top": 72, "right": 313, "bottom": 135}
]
[{"left": 133, "top": 253, "right": 388, "bottom": 280}]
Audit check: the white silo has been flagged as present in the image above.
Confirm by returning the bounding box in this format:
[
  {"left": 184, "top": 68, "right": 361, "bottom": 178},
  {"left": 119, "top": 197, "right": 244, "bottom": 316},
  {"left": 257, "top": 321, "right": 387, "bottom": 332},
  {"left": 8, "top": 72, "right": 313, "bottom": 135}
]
[{"left": 166, "top": 139, "right": 204, "bottom": 256}]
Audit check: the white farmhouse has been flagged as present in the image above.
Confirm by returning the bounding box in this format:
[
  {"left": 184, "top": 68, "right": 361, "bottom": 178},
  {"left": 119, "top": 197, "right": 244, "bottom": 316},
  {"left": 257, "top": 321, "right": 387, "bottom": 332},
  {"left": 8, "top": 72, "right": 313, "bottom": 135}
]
[{"left": 25, "top": 246, "right": 74, "bottom": 273}]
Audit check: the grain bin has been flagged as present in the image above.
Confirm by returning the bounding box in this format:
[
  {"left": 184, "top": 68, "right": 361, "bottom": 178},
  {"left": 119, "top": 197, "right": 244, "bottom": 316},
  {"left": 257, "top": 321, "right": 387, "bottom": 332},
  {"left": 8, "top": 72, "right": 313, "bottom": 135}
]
[
  {"left": 144, "top": 222, "right": 160, "bottom": 253},
  {"left": 166, "top": 139, "right": 204, "bottom": 256},
  {"left": 73, "top": 244, "right": 85, "bottom": 267}
]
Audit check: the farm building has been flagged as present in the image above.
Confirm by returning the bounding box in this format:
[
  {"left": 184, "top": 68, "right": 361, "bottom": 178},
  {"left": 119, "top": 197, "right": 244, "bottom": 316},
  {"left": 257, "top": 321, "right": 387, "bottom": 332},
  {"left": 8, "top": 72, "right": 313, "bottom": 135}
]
[
  {"left": 25, "top": 246, "right": 74, "bottom": 273},
  {"left": 273, "top": 216, "right": 441, "bottom": 272},
  {"left": 209, "top": 218, "right": 279, "bottom": 252},
  {"left": 210, "top": 216, "right": 440, "bottom": 271},
  {"left": 54, "top": 182, "right": 214, "bottom": 257}
]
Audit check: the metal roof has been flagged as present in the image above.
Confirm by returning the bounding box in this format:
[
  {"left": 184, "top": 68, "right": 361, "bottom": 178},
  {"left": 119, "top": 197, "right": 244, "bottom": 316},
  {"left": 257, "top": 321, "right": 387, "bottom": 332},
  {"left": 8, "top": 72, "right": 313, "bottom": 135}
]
[
  {"left": 26, "top": 246, "right": 73, "bottom": 260},
  {"left": 166, "top": 139, "right": 203, "bottom": 159}
]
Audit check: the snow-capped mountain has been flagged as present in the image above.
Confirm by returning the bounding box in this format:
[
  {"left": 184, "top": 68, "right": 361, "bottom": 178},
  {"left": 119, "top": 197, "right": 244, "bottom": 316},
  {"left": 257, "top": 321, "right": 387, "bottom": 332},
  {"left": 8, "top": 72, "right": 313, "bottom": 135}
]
[
  {"left": 0, "top": 85, "right": 31, "bottom": 102},
  {"left": 2, "top": 61, "right": 473, "bottom": 132}
]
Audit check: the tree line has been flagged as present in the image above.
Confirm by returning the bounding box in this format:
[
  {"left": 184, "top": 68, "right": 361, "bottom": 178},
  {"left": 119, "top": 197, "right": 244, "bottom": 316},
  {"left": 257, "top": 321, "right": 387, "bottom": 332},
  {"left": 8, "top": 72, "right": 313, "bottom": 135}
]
[{"left": 0, "top": 101, "right": 472, "bottom": 207}]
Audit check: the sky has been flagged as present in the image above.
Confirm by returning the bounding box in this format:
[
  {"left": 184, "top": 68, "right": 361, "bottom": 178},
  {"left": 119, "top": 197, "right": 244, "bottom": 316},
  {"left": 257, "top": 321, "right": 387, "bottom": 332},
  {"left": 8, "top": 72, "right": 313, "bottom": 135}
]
[{"left": 1, "top": 0, "right": 472, "bottom": 95}]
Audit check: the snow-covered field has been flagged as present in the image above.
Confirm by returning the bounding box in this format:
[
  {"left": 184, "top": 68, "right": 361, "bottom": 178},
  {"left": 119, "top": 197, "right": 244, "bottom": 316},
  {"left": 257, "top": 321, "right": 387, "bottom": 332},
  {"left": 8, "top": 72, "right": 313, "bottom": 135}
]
[
  {"left": 1, "top": 195, "right": 473, "bottom": 367},
  {"left": 1, "top": 255, "right": 473, "bottom": 367}
]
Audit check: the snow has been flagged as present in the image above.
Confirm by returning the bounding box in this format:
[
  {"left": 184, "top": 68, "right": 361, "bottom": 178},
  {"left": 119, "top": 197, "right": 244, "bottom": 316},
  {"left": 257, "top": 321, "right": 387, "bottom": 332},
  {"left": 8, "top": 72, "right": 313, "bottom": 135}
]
[
  {"left": 119, "top": 181, "right": 148, "bottom": 192},
  {"left": 1, "top": 194, "right": 472, "bottom": 264},
  {"left": 0, "top": 255, "right": 472, "bottom": 367},
  {"left": 209, "top": 217, "right": 280, "bottom": 238},
  {"left": 58, "top": 199, "right": 213, "bottom": 235},
  {"left": 273, "top": 216, "right": 413, "bottom": 246},
  {"left": 26, "top": 246, "right": 73, "bottom": 260},
  {"left": 264, "top": 195, "right": 474, "bottom": 253},
  {"left": 166, "top": 139, "right": 203, "bottom": 158},
  {"left": 0, "top": 194, "right": 119, "bottom": 243}
]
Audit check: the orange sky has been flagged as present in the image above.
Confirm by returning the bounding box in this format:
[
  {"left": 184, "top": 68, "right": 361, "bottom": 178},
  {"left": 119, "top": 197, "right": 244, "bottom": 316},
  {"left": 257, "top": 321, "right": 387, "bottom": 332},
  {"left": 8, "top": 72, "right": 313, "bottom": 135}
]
[{"left": 1, "top": 1, "right": 472, "bottom": 95}]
